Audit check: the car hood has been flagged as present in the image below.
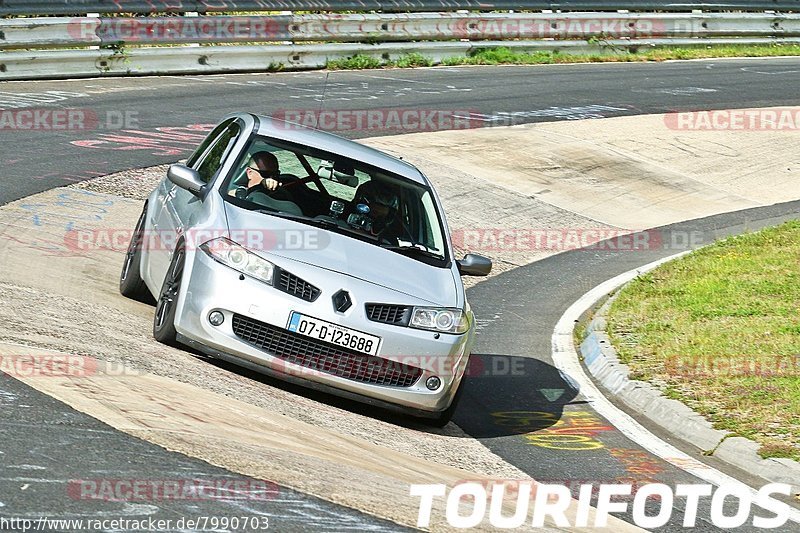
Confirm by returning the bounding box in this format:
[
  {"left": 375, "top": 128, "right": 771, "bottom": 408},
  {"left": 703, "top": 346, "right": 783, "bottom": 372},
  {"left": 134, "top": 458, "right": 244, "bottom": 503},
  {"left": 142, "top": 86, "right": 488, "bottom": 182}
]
[{"left": 223, "top": 203, "right": 458, "bottom": 306}]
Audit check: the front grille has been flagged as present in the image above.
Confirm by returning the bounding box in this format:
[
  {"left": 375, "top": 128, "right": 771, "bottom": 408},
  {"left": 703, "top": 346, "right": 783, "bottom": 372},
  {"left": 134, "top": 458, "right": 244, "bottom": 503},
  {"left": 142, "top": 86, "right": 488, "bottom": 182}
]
[
  {"left": 276, "top": 269, "right": 320, "bottom": 302},
  {"left": 366, "top": 304, "right": 411, "bottom": 326},
  {"left": 232, "top": 314, "right": 422, "bottom": 388}
]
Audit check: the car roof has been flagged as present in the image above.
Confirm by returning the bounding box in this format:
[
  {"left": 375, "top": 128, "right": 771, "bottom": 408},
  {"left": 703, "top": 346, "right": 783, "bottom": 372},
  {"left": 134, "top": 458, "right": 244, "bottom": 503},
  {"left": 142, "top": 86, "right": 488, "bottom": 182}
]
[{"left": 250, "top": 114, "right": 428, "bottom": 185}]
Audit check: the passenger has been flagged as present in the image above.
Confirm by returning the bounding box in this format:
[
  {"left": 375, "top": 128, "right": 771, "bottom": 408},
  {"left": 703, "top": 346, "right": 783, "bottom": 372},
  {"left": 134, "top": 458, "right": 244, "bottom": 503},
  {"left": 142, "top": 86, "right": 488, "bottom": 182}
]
[{"left": 354, "top": 180, "right": 404, "bottom": 241}]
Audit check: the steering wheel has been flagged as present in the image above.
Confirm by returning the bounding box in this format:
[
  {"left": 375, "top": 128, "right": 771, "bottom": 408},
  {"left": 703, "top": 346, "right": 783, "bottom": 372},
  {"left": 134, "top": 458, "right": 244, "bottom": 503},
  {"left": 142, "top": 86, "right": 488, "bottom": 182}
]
[{"left": 372, "top": 213, "right": 417, "bottom": 245}]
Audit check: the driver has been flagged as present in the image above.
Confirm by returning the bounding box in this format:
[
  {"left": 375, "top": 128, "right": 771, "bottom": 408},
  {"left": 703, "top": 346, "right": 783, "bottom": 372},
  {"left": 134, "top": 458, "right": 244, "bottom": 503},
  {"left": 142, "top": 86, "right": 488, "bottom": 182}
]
[
  {"left": 232, "top": 151, "right": 303, "bottom": 216},
  {"left": 244, "top": 151, "right": 282, "bottom": 191}
]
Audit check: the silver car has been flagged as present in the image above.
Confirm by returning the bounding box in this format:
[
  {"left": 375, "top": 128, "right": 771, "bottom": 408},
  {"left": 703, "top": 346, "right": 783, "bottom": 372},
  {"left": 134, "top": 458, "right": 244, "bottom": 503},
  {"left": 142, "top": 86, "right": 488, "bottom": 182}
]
[{"left": 119, "top": 113, "right": 491, "bottom": 425}]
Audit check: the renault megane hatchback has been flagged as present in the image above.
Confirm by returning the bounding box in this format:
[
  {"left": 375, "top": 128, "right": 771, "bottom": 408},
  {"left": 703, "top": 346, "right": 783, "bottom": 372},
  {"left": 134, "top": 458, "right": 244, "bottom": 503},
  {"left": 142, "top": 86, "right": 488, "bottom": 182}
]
[{"left": 119, "top": 113, "right": 492, "bottom": 425}]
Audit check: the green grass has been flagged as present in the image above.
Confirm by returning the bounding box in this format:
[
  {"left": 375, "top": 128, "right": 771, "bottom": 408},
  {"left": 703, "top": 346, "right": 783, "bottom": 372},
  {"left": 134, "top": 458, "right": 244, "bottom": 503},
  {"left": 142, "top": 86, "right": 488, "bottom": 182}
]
[
  {"left": 606, "top": 221, "right": 800, "bottom": 461},
  {"left": 393, "top": 52, "right": 434, "bottom": 68},
  {"left": 327, "top": 52, "right": 433, "bottom": 70},
  {"left": 325, "top": 43, "right": 800, "bottom": 71},
  {"left": 574, "top": 319, "right": 589, "bottom": 351},
  {"left": 326, "top": 54, "right": 385, "bottom": 70}
]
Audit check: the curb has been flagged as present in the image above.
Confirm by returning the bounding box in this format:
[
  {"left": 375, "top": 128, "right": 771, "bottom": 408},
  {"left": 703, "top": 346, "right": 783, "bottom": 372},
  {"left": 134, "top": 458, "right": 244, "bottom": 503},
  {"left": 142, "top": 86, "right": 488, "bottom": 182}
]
[{"left": 578, "top": 281, "right": 800, "bottom": 492}]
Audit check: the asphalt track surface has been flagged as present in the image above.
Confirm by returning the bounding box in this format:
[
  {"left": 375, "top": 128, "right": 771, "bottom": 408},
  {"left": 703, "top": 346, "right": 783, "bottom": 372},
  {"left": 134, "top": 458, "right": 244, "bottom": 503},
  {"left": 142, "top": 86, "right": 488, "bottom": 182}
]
[
  {"left": 2, "top": 59, "right": 800, "bottom": 531},
  {"left": 0, "top": 375, "right": 406, "bottom": 532}
]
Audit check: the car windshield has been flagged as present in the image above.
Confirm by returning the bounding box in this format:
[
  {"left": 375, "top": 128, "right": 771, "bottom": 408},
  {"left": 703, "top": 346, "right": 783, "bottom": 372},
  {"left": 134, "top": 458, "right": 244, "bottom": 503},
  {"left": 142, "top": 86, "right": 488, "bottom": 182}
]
[{"left": 221, "top": 136, "right": 448, "bottom": 263}]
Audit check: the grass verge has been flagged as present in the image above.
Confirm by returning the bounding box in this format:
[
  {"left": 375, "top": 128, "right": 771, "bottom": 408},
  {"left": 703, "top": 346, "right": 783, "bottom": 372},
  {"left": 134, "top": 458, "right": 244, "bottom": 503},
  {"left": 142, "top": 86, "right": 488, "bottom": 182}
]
[
  {"left": 325, "top": 43, "right": 800, "bottom": 70},
  {"left": 606, "top": 221, "right": 800, "bottom": 461}
]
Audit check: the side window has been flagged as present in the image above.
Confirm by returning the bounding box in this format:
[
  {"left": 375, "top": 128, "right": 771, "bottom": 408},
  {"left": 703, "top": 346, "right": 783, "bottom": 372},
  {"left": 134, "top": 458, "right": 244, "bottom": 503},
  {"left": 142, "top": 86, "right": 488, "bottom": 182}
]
[
  {"left": 272, "top": 150, "right": 305, "bottom": 176},
  {"left": 420, "top": 191, "right": 445, "bottom": 253},
  {"left": 186, "top": 119, "right": 235, "bottom": 168},
  {"left": 195, "top": 122, "right": 241, "bottom": 184}
]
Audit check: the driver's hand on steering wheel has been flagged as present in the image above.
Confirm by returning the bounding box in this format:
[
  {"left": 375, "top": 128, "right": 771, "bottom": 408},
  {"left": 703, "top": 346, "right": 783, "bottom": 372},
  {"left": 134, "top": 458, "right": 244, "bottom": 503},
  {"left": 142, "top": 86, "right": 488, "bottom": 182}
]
[
  {"left": 245, "top": 165, "right": 280, "bottom": 191},
  {"left": 261, "top": 177, "right": 281, "bottom": 191}
]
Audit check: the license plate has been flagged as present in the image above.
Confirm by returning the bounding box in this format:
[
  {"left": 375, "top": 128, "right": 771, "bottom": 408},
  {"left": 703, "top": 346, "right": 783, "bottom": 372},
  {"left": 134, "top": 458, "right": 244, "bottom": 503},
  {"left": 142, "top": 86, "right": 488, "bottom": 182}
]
[{"left": 287, "top": 312, "right": 381, "bottom": 356}]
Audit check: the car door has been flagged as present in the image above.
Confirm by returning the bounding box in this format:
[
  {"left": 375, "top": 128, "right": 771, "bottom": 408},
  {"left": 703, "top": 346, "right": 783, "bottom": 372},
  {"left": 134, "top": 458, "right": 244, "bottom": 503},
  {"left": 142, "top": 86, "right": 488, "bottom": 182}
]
[{"left": 150, "top": 119, "right": 242, "bottom": 287}]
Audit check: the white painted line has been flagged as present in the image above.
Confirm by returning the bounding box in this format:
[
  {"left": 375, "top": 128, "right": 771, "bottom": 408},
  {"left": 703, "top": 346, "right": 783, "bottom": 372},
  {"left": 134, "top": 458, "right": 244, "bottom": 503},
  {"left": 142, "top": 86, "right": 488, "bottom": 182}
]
[
  {"left": 350, "top": 72, "right": 451, "bottom": 85},
  {"left": 551, "top": 251, "right": 800, "bottom": 524}
]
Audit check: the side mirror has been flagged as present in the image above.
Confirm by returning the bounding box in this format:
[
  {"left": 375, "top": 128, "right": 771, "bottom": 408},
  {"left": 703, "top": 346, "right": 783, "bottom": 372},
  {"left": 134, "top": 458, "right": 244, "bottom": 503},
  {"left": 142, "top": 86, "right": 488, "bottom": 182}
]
[
  {"left": 457, "top": 254, "right": 492, "bottom": 276},
  {"left": 167, "top": 164, "right": 204, "bottom": 196}
]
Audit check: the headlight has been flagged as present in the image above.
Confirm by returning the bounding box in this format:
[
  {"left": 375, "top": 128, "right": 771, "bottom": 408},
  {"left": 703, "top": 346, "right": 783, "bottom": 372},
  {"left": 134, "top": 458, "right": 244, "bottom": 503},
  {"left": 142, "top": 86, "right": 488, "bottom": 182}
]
[
  {"left": 410, "top": 307, "right": 469, "bottom": 334},
  {"left": 200, "top": 237, "right": 275, "bottom": 286}
]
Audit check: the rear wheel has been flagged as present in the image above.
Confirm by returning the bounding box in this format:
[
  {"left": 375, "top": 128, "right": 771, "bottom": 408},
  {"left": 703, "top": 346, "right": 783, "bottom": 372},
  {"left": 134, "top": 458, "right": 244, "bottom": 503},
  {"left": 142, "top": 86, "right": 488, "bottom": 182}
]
[
  {"left": 153, "top": 244, "right": 185, "bottom": 346},
  {"left": 119, "top": 205, "right": 152, "bottom": 302}
]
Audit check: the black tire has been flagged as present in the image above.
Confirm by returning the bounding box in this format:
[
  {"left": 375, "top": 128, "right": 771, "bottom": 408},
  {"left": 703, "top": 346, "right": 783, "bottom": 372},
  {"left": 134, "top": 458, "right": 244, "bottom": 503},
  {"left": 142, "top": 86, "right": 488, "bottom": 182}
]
[
  {"left": 119, "top": 205, "right": 152, "bottom": 302},
  {"left": 153, "top": 244, "right": 185, "bottom": 346},
  {"left": 426, "top": 378, "right": 465, "bottom": 428}
]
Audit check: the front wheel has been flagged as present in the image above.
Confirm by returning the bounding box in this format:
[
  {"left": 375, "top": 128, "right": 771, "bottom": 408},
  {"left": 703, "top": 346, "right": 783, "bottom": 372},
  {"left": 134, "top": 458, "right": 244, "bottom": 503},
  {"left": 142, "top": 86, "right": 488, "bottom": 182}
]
[
  {"left": 426, "top": 378, "right": 465, "bottom": 428},
  {"left": 119, "top": 205, "right": 152, "bottom": 302},
  {"left": 153, "top": 244, "right": 185, "bottom": 346}
]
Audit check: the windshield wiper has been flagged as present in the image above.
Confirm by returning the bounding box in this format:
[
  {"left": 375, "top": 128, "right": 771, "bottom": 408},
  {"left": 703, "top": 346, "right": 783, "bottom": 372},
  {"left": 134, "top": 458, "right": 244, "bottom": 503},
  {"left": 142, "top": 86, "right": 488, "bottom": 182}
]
[{"left": 381, "top": 243, "right": 444, "bottom": 260}]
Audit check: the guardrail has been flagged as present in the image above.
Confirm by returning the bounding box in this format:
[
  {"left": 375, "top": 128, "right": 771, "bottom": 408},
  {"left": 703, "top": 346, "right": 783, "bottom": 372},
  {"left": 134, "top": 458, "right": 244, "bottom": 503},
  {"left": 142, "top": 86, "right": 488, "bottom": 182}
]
[
  {"left": 2, "top": 6, "right": 800, "bottom": 79},
  {"left": 4, "top": 13, "right": 800, "bottom": 49},
  {"left": 6, "top": 37, "right": 800, "bottom": 80},
  {"left": 2, "top": 1, "right": 799, "bottom": 15}
]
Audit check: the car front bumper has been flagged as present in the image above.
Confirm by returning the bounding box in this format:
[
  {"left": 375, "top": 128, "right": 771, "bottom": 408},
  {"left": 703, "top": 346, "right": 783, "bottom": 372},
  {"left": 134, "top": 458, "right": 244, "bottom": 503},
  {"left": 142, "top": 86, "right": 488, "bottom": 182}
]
[{"left": 173, "top": 251, "right": 472, "bottom": 414}]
